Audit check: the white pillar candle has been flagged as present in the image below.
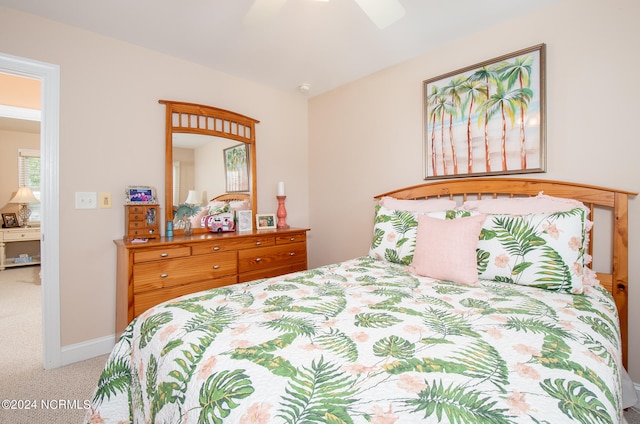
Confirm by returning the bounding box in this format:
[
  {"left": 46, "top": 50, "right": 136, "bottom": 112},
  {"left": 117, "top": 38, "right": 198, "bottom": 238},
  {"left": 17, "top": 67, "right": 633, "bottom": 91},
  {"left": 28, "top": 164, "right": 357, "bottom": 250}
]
[{"left": 277, "top": 181, "right": 285, "bottom": 196}]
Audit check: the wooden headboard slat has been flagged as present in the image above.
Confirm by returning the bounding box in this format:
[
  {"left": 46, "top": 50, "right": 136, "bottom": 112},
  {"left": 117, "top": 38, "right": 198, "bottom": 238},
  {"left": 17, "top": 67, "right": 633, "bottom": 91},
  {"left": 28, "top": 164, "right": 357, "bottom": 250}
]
[{"left": 376, "top": 178, "right": 636, "bottom": 368}]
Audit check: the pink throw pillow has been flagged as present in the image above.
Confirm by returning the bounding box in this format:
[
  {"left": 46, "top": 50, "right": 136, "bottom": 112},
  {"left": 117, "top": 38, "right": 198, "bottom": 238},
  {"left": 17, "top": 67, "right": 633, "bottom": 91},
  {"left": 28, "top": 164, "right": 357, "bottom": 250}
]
[{"left": 409, "top": 214, "right": 487, "bottom": 286}]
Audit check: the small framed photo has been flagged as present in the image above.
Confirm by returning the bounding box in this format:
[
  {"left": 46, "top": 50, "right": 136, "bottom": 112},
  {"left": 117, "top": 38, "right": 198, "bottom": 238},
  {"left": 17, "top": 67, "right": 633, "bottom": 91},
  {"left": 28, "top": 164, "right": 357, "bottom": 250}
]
[
  {"left": 237, "top": 210, "right": 253, "bottom": 232},
  {"left": 256, "top": 213, "right": 276, "bottom": 230},
  {"left": 2, "top": 213, "right": 19, "bottom": 228},
  {"left": 125, "top": 186, "right": 158, "bottom": 204}
]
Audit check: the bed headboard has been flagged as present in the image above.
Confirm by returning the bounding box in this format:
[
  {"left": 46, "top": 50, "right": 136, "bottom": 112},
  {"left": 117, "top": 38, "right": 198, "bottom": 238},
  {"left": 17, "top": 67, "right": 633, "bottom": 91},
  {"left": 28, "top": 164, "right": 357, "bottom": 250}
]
[
  {"left": 210, "top": 193, "right": 250, "bottom": 202},
  {"left": 375, "top": 177, "right": 636, "bottom": 368}
]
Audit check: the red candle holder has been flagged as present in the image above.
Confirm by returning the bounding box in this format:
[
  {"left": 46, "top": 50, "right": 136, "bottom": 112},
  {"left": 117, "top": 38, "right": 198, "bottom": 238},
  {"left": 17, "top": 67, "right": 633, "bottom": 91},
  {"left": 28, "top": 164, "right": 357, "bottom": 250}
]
[{"left": 276, "top": 196, "right": 289, "bottom": 229}]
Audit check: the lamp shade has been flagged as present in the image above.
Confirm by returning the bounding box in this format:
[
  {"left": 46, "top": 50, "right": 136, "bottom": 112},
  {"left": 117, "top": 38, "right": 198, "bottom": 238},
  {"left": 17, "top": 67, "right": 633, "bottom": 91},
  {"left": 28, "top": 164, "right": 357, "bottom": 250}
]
[
  {"left": 184, "top": 190, "right": 200, "bottom": 205},
  {"left": 9, "top": 186, "right": 38, "bottom": 204}
]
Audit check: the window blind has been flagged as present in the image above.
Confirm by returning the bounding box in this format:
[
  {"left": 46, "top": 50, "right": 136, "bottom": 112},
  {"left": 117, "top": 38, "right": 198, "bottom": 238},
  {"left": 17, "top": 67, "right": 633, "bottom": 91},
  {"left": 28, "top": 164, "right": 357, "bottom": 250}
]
[{"left": 18, "top": 148, "right": 40, "bottom": 223}]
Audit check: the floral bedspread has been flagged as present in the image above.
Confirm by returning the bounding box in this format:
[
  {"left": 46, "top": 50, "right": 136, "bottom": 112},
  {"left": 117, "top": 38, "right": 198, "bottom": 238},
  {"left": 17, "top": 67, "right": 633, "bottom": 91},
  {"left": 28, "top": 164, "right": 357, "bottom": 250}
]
[{"left": 85, "top": 256, "right": 623, "bottom": 423}]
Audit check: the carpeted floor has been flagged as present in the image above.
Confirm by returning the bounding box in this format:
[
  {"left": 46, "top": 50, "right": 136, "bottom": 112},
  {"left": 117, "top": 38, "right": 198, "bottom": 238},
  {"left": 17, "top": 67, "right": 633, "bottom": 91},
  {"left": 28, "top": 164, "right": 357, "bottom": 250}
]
[
  {"left": 0, "top": 266, "right": 107, "bottom": 423},
  {"left": 627, "top": 407, "right": 640, "bottom": 424},
  {"left": 0, "top": 265, "right": 639, "bottom": 423}
]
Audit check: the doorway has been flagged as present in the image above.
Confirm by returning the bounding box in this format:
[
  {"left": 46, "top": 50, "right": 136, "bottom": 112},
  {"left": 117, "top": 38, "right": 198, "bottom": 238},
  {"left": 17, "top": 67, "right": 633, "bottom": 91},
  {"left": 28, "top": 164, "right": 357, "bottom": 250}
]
[{"left": 0, "top": 52, "right": 61, "bottom": 369}]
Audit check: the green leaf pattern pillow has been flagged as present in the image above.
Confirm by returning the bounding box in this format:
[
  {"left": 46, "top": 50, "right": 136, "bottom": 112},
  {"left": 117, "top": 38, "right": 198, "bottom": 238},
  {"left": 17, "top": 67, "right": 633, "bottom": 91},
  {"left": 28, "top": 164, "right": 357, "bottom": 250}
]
[
  {"left": 477, "top": 207, "right": 587, "bottom": 293},
  {"left": 371, "top": 204, "right": 588, "bottom": 294},
  {"left": 369, "top": 205, "right": 471, "bottom": 265}
]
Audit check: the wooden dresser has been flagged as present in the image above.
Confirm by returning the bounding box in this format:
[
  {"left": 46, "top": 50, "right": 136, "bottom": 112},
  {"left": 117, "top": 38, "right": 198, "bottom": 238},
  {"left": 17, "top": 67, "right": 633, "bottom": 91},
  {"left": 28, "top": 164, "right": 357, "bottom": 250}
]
[{"left": 115, "top": 227, "right": 309, "bottom": 334}]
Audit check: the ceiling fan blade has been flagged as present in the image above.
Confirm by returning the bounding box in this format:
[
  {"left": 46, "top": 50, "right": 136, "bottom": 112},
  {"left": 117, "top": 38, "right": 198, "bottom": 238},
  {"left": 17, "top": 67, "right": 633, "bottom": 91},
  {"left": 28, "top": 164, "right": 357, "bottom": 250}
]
[
  {"left": 353, "top": 0, "right": 406, "bottom": 29},
  {"left": 243, "top": 0, "right": 287, "bottom": 27}
]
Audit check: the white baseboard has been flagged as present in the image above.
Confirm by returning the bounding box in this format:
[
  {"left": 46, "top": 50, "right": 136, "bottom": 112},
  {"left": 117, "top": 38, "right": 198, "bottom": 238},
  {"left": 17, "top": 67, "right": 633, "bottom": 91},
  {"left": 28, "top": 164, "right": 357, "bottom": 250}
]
[{"left": 59, "top": 334, "right": 116, "bottom": 367}]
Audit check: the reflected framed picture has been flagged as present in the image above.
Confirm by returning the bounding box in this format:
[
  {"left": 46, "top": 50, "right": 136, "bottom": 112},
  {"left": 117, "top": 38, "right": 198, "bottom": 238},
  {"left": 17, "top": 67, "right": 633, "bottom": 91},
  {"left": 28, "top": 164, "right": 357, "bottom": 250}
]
[
  {"left": 423, "top": 43, "right": 546, "bottom": 179},
  {"left": 125, "top": 186, "right": 158, "bottom": 204},
  {"left": 224, "top": 144, "right": 250, "bottom": 192},
  {"left": 256, "top": 213, "right": 276, "bottom": 230},
  {"left": 2, "top": 213, "right": 19, "bottom": 228}
]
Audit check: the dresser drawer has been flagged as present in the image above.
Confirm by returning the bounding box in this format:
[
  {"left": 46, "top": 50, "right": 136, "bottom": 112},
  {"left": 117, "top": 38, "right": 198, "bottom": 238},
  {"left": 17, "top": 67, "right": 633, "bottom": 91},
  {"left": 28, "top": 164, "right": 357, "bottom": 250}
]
[
  {"left": 3, "top": 229, "right": 40, "bottom": 242},
  {"left": 128, "top": 212, "right": 147, "bottom": 222},
  {"left": 128, "top": 220, "right": 152, "bottom": 229},
  {"left": 127, "top": 205, "right": 149, "bottom": 214},
  {"left": 191, "top": 235, "right": 276, "bottom": 255},
  {"left": 191, "top": 239, "right": 236, "bottom": 255},
  {"left": 133, "top": 252, "right": 237, "bottom": 293},
  {"left": 238, "top": 243, "right": 306, "bottom": 274},
  {"left": 133, "top": 246, "right": 191, "bottom": 263},
  {"left": 276, "top": 232, "right": 306, "bottom": 245},
  {"left": 129, "top": 226, "right": 160, "bottom": 238},
  {"left": 134, "top": 274, "right": 237, "bottom": 316}
]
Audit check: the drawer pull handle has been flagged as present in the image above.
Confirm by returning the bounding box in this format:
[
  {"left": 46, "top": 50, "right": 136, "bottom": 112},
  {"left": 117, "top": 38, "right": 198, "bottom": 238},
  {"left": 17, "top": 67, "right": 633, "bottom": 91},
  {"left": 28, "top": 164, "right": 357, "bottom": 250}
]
[
  {"left": 160, "top": 273, "right": 169, "bottom": 278},
  {"left": 255, "top": 257, "right": 262, "bottom": 262},
  {"left": 213, "top": 265, "right": 220, "bottom": 269},
  {"left": 255, "top": 241, "right": 262, "bottom": 246},
  {"left": 213, "top": 246, "right": 220, "bottom": 251},
  {"left": 290, "top": 252, "right": 295, "bottom": 256},
  {"left": 160, "top": 253, "right": 169, "bottom": 257},
  {"left": 290, "top": 237, "right": 296, "bottom": 241}
]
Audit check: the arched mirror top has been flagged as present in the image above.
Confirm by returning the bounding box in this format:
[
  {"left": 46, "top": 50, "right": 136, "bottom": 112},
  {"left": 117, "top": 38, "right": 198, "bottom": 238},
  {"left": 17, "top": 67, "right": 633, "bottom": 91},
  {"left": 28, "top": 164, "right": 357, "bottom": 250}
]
[{"left": 160, "top": 100, "right": 259, "bottom": 234}]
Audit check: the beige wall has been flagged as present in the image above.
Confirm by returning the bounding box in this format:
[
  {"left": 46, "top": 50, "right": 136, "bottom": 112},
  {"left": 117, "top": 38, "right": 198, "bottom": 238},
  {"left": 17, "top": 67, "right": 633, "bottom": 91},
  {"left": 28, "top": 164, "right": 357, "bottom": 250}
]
[
  {"left": 0, "top": 7, "right": 309, "bottom": 346},
  {"left": 309, "top": 0, "right": 640, "bottom": 381},
  {"left": 0, "top": 72, "right": 39, "bottom": 109}
]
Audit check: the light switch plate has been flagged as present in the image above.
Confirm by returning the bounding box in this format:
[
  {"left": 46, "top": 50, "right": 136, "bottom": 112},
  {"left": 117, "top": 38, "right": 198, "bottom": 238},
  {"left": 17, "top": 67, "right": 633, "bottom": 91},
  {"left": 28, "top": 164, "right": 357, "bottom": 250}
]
[
  {"left": 99, "top": 192, "right": 112, "bottom": 208},
  {"left": 75, "top": 192, "right": 97, "bottom": 209}
]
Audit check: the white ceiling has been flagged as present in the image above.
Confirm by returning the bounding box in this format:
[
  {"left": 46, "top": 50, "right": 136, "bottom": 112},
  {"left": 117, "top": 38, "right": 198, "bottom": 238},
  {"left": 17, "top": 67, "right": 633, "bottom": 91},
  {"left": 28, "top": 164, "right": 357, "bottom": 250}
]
[{"left": 0, "top": 0, "right": 560, "bottom": 96}]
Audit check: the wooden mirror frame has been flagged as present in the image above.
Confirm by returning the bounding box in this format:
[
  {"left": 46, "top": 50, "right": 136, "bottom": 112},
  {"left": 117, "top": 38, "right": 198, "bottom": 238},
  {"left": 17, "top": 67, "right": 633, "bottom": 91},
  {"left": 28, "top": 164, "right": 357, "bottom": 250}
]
[{"left": 160, "top": 100, "right": 259, "bottom": 235}]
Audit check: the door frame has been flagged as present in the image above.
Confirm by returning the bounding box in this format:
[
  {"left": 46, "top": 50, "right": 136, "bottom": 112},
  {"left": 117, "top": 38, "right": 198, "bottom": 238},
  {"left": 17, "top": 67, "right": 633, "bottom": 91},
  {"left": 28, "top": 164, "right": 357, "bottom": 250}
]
[{"left": 0, "top": 52, "right": 61, "bottom": 369}]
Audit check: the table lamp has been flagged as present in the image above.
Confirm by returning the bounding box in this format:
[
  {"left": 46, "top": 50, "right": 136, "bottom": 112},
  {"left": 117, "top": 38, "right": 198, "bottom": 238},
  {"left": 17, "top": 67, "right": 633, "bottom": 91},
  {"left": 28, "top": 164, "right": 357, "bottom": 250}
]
[
  {"left": 9, "top": 186, "right": 39, "bottom": 227},
  {"left": 185, "top": 190, "right": 200, "bottom": 205}
]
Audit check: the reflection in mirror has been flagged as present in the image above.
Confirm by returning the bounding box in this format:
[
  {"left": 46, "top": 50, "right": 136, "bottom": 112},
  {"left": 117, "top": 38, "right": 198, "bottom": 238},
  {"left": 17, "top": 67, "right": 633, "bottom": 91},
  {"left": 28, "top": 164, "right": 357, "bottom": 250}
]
[
  {"left": 172, "top": 134, "right": 245, "bottom": 212},
  {"left": 160, "top": 100, "right": 259, "bottom": 235}
]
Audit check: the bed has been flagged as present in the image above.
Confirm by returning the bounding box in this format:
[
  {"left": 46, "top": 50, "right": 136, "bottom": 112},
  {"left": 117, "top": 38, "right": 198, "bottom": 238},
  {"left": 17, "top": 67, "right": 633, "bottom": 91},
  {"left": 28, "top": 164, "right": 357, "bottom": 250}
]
[{"left": 85, "top": 178, "right": 636, "bottom": 423}]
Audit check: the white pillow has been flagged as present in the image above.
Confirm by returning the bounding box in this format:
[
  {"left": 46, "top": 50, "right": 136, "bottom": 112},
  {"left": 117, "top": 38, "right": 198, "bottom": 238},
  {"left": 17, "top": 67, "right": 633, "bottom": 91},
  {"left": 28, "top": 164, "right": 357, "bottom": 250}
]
[
  {"left": 379, "top": 196, "right": 457, "bottom": 212},
  {"left": 462, "top": 192, "right": 588, "bottom": 215}
]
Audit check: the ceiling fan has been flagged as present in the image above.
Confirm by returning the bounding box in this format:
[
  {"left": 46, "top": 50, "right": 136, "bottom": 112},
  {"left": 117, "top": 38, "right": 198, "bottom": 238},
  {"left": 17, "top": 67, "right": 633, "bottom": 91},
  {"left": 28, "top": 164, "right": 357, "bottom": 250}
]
[{"left": 244, "top": 0, "right": 406, "bottom": 29}]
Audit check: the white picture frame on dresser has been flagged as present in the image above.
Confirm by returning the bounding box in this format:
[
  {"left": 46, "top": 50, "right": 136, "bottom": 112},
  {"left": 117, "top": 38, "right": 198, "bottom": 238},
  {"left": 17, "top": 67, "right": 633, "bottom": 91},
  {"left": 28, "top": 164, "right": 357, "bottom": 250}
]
[
  {"left": 256, "top": 213, "right": 276, "bottom": 230},
  {"left": 237, "top": 210, "right": 252, "bottom": 232}
]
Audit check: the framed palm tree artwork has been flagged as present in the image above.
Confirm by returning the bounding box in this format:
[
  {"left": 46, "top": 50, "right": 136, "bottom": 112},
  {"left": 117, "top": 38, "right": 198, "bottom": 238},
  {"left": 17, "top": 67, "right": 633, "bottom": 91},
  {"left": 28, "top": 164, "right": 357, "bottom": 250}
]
[
  {"left": 423, "top": 44, "right": 546, "bottom": 179},
  {"left": 224, "top": 144, "right": 250, "bottom": 192}
]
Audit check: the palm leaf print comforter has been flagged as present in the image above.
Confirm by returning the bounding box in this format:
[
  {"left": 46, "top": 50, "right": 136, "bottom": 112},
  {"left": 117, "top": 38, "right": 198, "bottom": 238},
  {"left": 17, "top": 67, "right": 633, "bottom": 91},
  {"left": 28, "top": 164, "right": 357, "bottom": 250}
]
[{"left": 85, "top": 256, "right": 624, "bottom": 423}]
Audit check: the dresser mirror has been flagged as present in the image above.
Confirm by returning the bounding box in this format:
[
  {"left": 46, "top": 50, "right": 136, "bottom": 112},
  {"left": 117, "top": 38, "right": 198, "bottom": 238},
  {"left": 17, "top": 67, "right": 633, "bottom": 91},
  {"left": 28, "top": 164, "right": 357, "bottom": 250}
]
[{"left": 160, "top": 100, "right": 259, "bottom": 235}]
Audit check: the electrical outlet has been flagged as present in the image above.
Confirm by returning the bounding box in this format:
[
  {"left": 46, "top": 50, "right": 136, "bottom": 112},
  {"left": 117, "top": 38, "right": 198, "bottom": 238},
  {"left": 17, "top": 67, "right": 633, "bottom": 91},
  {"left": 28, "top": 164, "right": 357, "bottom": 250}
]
[
  {"left": 99, "top": 192, "right": 112, "bottom": 208},
  {"left": 75, "top": 192, "right": 97, "bottom": 209}
]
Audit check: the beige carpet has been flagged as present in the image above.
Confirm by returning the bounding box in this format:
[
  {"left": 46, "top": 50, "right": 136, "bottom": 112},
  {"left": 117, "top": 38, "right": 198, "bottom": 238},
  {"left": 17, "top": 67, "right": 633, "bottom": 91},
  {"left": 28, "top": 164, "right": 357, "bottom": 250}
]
[
  {"left": 0, "top": 265, "right": 639, "bottom": 423},
  {"left": 0, "top": 266, "right": 107, "bottom": 424}
]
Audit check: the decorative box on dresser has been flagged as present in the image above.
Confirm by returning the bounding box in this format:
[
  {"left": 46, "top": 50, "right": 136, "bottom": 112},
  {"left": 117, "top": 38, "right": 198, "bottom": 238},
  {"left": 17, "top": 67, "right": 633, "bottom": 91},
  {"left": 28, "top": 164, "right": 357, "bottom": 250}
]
[
  {"left": 124, "top": 204, "right": 160, "bottom": 241},
  {"left": 115, "top": 227, "right": 309, "bottom": 335}
]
